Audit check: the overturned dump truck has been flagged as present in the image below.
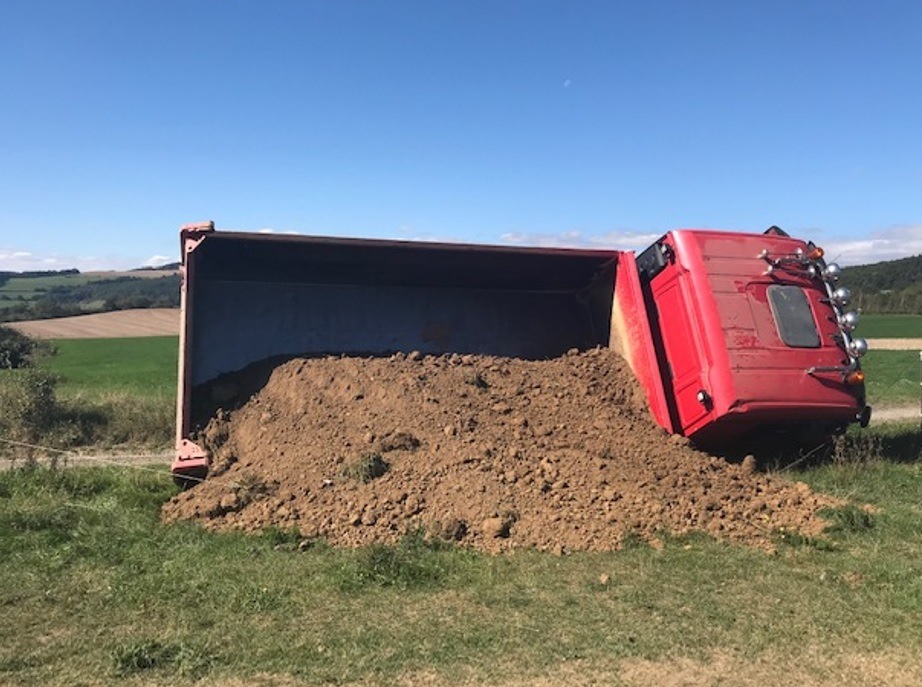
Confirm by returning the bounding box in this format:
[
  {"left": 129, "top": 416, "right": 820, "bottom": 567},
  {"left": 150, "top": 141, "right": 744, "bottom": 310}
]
[{"left": 173, "top": 222, "right": 870, "bottom": 481}]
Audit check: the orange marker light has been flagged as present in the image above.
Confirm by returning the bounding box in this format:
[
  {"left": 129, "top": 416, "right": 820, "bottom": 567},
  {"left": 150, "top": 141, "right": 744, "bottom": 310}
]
[
  {"left": 845, "top": 370, "right": 865, "bottom": 385},
  {"left": 807, "top": 246, "right": 825, "bottom": 260}
]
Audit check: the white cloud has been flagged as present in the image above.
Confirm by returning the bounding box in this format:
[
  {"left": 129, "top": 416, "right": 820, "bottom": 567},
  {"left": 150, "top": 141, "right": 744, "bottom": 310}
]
[
  {"left": 141, "top": 254, "right": 173, "bottom": 268},
  {"left": 388, "top": 225, "right": 466, "bottom": 244},
  {"left": 818, "top": 224, "right": 922, "bottom": 267},
  {"left": 498, "top": 225, "right": 922, "bottom": 266},
  {"left": 500, "top": 229, "right": 661, "bottom": 251},
  {"left": 246, "top": 227, "right": 303, "bottom": 236},
  {"left": 0, "top": 247, "right": 153, "bottom": 272}
]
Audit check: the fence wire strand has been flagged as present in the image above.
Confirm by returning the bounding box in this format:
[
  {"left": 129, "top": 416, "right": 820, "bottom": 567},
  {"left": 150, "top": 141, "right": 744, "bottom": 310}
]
[{"left": 0, "top": 436, "right": 207, "bottom": 485}]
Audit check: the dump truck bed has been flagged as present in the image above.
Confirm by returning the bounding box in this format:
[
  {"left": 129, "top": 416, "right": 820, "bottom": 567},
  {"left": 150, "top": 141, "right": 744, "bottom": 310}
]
[{"left": 173, "top": 224, "right": 667, "bottom": 478}]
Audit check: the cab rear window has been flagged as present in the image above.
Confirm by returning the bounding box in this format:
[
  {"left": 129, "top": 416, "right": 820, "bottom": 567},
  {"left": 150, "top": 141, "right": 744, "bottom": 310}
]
[{"left": 767, "top": 285, "right": 820, "bottom": 348}]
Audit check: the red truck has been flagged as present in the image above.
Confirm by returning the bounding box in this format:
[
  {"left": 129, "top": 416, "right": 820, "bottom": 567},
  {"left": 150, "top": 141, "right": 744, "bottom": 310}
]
[{"left": 172, "top": 222, "right": 869, "bottom": 481}]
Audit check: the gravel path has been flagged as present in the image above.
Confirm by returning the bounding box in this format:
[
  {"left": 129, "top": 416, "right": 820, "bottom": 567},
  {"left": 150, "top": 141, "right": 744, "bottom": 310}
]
[
  {"left": 0, "top": 451, "right": 172, "bottom": 472},
  {"left": 872, "top": 406, "right": 920, "bottom": 424}
]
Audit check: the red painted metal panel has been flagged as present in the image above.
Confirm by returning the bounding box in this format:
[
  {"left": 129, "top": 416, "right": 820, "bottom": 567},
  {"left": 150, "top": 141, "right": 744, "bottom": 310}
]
[
  {"left": 172, "top": 223, "right": 212, "bottom": 479},
  {"left": 651, "top": 276, "right": 711, "bottom": 433},
  {"left": 610, "top": 252, "right": 673, "bottom": 432}
]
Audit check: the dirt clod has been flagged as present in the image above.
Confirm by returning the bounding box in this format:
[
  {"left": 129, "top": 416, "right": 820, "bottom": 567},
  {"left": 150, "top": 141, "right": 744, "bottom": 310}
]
[{"left": 162, "top": 350, "right": 839, "bottom": 552}]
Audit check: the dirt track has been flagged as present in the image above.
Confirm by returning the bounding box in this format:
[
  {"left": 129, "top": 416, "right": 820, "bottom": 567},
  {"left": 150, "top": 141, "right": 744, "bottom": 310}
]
[
  {"left": 163, "top": 349, "right": 840, "bottom": 553},
  {"left": 866, "top": 338, "right": 922, "bottom": 351},
  {"left": 6, "top": 308, "right": 179, "bottom": 339}
]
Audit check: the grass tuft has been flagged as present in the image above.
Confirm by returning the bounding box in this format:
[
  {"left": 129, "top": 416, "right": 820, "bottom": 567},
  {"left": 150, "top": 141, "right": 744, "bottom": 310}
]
[
  {"left": 111, "top": 640, "right": 213, "bottom": 678},
  {"left": 821, "top": 505, "right": 876, "bottom": 533},
  {"left": 463, "top": 371, "right": 490, "bottom": 389},
  {"left": 336, "top": 532, "right": 461, "bottom": 590},
  {"left": 341, "top": 452, "right": 390, "bottom": 483}
]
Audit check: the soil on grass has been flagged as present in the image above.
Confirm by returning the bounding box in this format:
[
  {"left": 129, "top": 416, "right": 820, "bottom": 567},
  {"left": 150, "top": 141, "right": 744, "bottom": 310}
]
[{"left": 162, "top": 349, "right": 840, "bottom": 553}]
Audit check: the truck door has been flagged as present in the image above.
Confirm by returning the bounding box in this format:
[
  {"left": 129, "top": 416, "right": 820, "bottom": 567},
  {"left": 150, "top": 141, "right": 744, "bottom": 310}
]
[
  {"left": 635, "top": 237, "right": 712, "bottom": 435},
  {"left": 655, "top": 277, "right": 710, "bottom": 432}
]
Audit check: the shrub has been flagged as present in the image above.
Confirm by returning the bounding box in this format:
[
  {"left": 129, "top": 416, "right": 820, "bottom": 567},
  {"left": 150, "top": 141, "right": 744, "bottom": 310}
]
[
  {"left": 336, "top": 532, "right": 456, "bottom": 590},
  {"left": 0, "top": 369, "right": 59, "bottom": 446},
  {"left": 0, "top": 325, "right": 51, "bottom": 369},
  {"left": 0, "top": 370, "right": 95, "bottom": 456}
]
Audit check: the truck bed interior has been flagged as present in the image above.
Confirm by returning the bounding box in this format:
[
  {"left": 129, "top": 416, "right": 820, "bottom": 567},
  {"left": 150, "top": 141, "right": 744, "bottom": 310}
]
[{"left": 186, "top": 232, "right": 620, "bottom": 387}]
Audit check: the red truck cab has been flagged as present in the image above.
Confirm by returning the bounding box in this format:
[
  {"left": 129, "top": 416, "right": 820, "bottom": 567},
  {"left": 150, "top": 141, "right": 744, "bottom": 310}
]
[{"left": 635, "top": 228, "right": 869, "bottom": 447}]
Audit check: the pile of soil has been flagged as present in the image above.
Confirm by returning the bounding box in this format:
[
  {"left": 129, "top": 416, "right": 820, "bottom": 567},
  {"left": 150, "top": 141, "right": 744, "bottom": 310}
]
[{"left": 162, "top": 349, "right": 840, "bottom": 552}]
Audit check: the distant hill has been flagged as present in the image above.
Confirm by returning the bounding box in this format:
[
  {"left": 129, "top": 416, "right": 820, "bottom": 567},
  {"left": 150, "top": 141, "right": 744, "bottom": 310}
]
[
  {"left": 134, "top": 262, "right": 181, "bottom": 271},
  {"left": 844, "top": 254, "right": 922, "bottom": 314},
  {"left": 0, "top": 269, "right": 179, "bottom": 323}
]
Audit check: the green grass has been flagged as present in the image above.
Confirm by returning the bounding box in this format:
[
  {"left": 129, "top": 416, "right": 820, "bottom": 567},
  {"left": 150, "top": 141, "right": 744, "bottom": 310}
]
[
  {"left": 859, "top": 314, "right": 922, "bottom": 338},
  {"left": 0, "top": 275, "right": 99, "bottom": 310},
  {"left": 0, "top": 337, "right": 180, "bottom": 453},
  {"left": 41, "top": 336, "right": 178, "bottom": 400},
  {"left": 861, "top": 350, "right": 919, "bottom": 407},
  {"left": 0, "top": 425, "right": 920, "bottom": 686},
  {"left": 0, "top": 274, "right": 98, "bottom": 296}
]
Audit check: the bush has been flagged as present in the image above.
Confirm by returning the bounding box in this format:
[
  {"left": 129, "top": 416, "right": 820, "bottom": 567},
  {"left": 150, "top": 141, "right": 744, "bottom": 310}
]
[
  {"left": 0, "top": 325, "right": 50, "bottom": 369},
  {"left": 0, "top": 370, "right": 92, "bottom": 456},
  {"left": 0, "top": 373, "right": 173, "bottom": 457},
  {"left": 0, "top": 369, "right": 59, "bottom": 447}
]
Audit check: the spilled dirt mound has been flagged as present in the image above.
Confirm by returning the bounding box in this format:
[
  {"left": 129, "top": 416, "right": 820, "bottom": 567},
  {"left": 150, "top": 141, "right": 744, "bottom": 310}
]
[{"left": 162, "top": 349, "right": 839, "bottom": 552}]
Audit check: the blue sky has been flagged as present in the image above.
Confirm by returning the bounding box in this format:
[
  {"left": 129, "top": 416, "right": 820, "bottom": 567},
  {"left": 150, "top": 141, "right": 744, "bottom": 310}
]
[{"left": 1, "top": 1, "right": 919, "bottom": 270}]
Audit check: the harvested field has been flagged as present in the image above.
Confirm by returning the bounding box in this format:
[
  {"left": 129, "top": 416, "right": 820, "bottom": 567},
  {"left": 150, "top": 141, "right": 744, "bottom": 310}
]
[
  {"left": 163, "top": 349, "right": 840, "bottom": 553},
  {"left": 6, "top": 307, "right": 179, "bottom": 339}
]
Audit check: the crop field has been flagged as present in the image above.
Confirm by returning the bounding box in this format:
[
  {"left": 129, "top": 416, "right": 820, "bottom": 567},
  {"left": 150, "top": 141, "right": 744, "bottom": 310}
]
[
  {"left": 860, "top": 314, "right": 922, "bottom": 339},
  {"left": 862, "top": 350, "right": 919, "bottom": 408},
  {"left": 0, "top": 273, "right": 98, "bottom": 294},
  {"left": 42, "top": 336, "right": 178, "bottom": 400},
  {"left": 9, "top": 308, "right": 180, "bottom": 339}
]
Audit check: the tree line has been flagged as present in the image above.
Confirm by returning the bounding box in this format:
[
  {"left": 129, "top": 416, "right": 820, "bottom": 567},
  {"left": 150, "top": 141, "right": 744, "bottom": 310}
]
[
  {"left": 0, "top": 275, "right": 180, "bottom": 322},
  {"left": 843, "top": 254, "right": 922, "bottom": 314}
]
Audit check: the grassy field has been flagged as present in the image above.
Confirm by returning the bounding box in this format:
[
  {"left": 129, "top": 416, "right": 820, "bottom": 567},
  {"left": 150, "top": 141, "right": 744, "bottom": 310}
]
[
  {"left": 859, "top": 314, "right": 922, "bottom": 338},
  {"left": 1, "top": 337, "right": 180, "bottom": 453},
  {"left": 861, "top": 350, "right": 919, "bottom": 408},
  {"left": 0, "top": 424, "right": 920, "bottom": 686},
  {"left": 0, "top": 274, "right": 98, "bottom": 295},
  {"left": 42, "top": 336, "right": 178, "bottom": 400}
]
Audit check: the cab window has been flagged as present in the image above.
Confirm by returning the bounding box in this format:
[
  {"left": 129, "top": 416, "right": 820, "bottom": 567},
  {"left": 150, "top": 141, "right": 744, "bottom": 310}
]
[{"left": 767, "top": 285, "right": 820, "bottom": 348}]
